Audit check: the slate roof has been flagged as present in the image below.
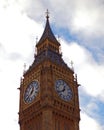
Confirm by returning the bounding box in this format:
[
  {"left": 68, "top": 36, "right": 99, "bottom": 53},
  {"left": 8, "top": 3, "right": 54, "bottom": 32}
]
[{"left": 37, "top": 17, "right": 60, "bottom": 46}]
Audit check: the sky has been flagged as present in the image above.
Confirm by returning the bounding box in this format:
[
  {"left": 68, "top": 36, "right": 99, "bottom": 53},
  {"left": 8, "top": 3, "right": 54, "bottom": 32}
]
[{"left": 0, "top": 0, "right": 104, "bottom": 130}]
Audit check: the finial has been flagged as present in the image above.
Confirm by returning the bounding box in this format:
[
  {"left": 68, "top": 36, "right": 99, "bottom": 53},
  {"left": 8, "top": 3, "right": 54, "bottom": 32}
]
[
  {"left": 58, "top": 35, "right": 60, "bottom": 42},
  {"left": 36, "top": 36, "right": 38, "bottom": 44},
  {"left": 46, "top": 9, "right": 49, "bottom": 19},
  {"left": 23, "top": 63, "right": 26, "bottom": 74},
  {"left": 35, "top": 46, "right": 37, "bottom": 56},
  {"left": 75, "top": 74, "right": 77, "bottom": 82},
  {"left": 71, "top": 60, "right": 74, "bottom": 70}
]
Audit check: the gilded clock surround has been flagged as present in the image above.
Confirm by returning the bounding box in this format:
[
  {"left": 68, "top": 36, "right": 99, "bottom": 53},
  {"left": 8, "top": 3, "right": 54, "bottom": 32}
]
[{"left": 19, "top": 11, "right": 80, "bottom": 130}]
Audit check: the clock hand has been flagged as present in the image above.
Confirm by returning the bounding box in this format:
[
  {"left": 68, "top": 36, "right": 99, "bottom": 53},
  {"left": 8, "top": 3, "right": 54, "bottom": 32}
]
[
  {"left": 25, "top": 94, "right": 30, "bottom": 101},
  {"left": 28, "top": 87, "right": 32, "bottom": 96},
  {"left": 25, "top": 87, "right": 33, "bottom": 100},
  {"left": 57, "top": 86, "right": 65, "bottom": 93},
  {"left": 29, "top": 86, "right": 35, "bottom": 97},
  {"left": 25, "top": 87, "right": 34, "bottom": 101},
  {"left": 61, "top": 85, "right": 65, "bottom": 92}
]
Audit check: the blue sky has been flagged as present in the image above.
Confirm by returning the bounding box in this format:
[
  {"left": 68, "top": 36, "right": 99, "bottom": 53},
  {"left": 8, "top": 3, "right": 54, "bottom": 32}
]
[{"left": 0, "top": 0, "right": 104, "bottom": 130}]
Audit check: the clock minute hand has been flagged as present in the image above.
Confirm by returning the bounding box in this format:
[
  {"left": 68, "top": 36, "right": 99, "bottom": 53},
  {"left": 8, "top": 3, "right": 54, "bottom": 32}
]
[
  {"left": 25, "top": 87, "right": 34, "bottom": 101},
  {"left": 30, "top": 86, "right": 34, "bottom": 96},
  {"left": 28, "top": 87, "right": 32, "bottom": 96}
]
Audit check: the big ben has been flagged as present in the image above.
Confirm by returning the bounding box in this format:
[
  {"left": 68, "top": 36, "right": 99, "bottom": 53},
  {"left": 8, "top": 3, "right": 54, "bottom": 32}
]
[{"left": 19, "top": 10, "right": 80, "bottom": 130}]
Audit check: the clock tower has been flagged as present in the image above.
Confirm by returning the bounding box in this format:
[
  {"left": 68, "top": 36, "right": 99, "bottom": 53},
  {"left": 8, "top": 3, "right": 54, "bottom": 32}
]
[{"left": 19, "top": 11, "right": 80, "bottom": 130}]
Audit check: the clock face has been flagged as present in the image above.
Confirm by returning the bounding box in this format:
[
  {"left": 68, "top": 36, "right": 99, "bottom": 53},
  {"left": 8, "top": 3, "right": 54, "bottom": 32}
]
[
  {"left": 55, "top": 79, "right": 72, "bottom": 101},
  {"left": 24, "top": 81, "right": 39, "bottom": 103}
]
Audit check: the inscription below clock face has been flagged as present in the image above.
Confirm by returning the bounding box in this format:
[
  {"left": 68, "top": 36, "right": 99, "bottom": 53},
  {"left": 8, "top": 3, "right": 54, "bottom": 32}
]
[
  {"left": 55, "top": 79, "right": 73, "bottom": 101},
  {"left": 24, "top": 80, "right": 39, "bottom": 103}
]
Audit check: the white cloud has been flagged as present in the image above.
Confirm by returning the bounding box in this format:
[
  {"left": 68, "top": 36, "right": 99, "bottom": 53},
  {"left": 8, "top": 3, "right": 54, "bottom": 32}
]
[
  {"left": 0, "top": 2, "right": 43, "bottom": 130},
  {"left": 98, "top": 90, "right": 104, "bottom": 102},
  {"left": 25, "top": 0, "right": 104, "bottom": 38},
  {"left": 70, "top": 0, "right": 104, "bottom": 40},
  {"left": 61, "top": 40, "right": 104, "bottom": 98},
  {"left": 72, "top": 8, "right": 97, "bottom": 34},
  {"left": 80, "top": 112, "right": 102, "bottom": 130},
  {"left": 0, "top": 2, "right": 43, "bottom": 63},
  {"left": 11, "top": 0, "right": 104, "bottom": 40}
]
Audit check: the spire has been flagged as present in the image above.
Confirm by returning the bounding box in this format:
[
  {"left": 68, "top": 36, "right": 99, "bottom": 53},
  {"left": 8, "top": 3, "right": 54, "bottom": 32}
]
[{"left": 37, "top": 10, "right": 60, "bottom": 46}]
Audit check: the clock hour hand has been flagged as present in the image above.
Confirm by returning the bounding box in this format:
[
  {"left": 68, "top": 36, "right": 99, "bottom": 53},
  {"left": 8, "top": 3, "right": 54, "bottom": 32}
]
[
  {"left": 57, "top": 86, "right": 65, "bottom": 93},
  {"left": 62, "top": 86, "right": 65, "bottom": 92}
]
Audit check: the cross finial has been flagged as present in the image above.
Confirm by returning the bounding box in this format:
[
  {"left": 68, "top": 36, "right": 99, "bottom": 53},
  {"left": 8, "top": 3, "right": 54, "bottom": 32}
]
[
  {"left": 46, "top": 9, "right": 49, "bottom": 19},
  {"left": 71, "top": 60, "right": 74, "bottom": 70}
]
